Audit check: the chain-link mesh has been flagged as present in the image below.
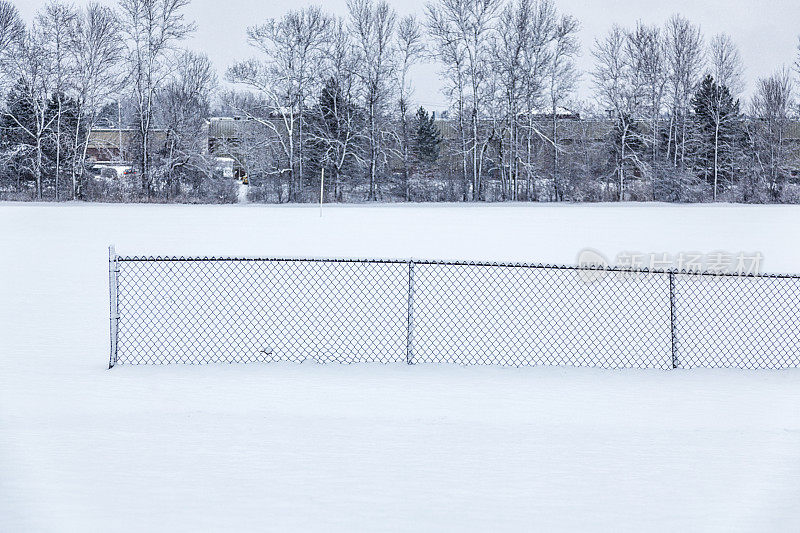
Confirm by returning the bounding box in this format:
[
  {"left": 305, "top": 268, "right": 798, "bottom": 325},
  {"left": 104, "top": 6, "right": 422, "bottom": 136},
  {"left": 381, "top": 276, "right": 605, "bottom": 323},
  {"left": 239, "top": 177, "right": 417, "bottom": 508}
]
[
  {"left": 410, "top": 263, "right": 672, "bottom": 369},
  {"left": 115, "top": 258, "right": 409, "bottom": 365},
  {"left": 108, "top": 253, "right": 800, "bottom": 369},
  {"left": 673, "top": 274, "right": 800, "bottom": 369}
]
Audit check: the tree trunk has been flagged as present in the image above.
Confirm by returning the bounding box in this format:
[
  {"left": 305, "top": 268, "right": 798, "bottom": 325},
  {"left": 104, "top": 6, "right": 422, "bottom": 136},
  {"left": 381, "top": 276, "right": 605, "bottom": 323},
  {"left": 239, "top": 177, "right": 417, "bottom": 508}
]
[
  {"left": 36, "top": 137, "right": 43, "bottom": 201},
  {"left": 471, "top": 109, "right": 479, "bottom": 201},
  {"left": 141, "top": 127, "right": 150, "bottom": 197},
  {"left": 401, "top": 102, "right": 410, "bottom": 201},
  {"left": 79, "top": 124, "right": 93, "bottom": 198},
  {"left": 552, "top": 108, "right": 559, "bottom": 202},
  {"left": 619, "top": 128, "right": 626, "bottom": 202},
  {"left": 367, "top": 101, "right": 377, "bottom": 201},
  {"left": 713, "top": 121, "right": 720, "bottom": 202},
  {"left": 650, "top": 128, "right": 656, "bottom": 200},
  {"left": 55, "top": 96, "right": 62, "bottom": 201},
  {"left": 298, "top": 103, "right": 304, "bottom": 202},
  {"left": 71, "top": 106, "right": 83, "bottom": 200}
]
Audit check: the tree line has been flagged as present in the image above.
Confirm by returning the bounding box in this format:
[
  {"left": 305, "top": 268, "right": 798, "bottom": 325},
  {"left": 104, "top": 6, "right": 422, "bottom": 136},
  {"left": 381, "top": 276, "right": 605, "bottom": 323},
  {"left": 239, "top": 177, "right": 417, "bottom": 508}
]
[{"left": 0, "top": 0, "right": 799, "bottom": 204}]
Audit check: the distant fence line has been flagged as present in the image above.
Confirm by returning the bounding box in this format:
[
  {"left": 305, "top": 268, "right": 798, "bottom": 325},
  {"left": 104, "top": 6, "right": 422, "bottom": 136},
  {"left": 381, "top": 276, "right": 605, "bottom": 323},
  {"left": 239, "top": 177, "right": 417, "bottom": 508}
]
[{"left": 107, "top": 247, "right": 800, "bottom": 370}]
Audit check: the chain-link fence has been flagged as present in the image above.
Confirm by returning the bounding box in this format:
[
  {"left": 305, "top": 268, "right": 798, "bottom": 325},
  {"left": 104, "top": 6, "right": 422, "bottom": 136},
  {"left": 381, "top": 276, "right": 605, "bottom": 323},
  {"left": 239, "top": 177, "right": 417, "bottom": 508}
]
[{"left": 108, "top": 247, "right": 800, "bottom": 369}]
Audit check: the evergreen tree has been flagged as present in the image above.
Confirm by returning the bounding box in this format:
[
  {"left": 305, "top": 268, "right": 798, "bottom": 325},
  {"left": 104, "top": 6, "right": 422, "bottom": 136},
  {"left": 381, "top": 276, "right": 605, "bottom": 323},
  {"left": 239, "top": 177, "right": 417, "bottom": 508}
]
[
  {"left": 95, "top": 102, "right": 121, "bottom": 129},
  {"left": 306, "top": 77, "right": 365, "bottom": 201},
  {"left": 1, "top": 79, "right": 42, "bottom": 188},
  {"left": 1, "top": 79, "right": 36, "bottom": 147},
  {"left": 317, "top": 77, "right": 355, "bottom": 149},
  {"left": 691, "top": 75, "right": 744, "bottom": 199},
  {"left": 413, "top": 106, "right": 442, "bottom": 164}
]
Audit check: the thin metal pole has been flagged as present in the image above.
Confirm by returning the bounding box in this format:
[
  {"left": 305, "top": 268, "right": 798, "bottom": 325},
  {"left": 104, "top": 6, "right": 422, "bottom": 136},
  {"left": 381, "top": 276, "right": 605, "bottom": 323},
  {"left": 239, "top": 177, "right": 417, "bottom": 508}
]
[
  {"left": 669, "top": 271, "right": 677, "bottom": 369},
  {"left": 108, "top": 245, "right": 119, "bottom": 369},
  {"left": 406, "top": 259, "right": 415, "bottom": 365}
]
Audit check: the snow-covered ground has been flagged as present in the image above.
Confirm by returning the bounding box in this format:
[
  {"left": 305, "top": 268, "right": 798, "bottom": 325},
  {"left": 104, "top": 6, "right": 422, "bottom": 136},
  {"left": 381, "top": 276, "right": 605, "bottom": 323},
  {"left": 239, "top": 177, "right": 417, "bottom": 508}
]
[{"left": 2, "top": 202, "right": 800, "bottom": 531}]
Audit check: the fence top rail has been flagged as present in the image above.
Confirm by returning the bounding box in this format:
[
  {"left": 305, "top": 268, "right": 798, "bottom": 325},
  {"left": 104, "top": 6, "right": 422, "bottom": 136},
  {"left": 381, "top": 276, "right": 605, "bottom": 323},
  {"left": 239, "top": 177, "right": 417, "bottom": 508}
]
[{"left": 110, "top": 249, "right": 800, "bottom": 280}]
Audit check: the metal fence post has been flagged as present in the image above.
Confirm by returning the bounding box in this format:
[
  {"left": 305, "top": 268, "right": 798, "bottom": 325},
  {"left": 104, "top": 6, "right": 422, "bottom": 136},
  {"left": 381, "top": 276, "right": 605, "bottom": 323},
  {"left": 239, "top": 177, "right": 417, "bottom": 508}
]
[
  {"left": 108, "top": 245, "right": 119, "bottom": 369},
  {"left": 406, "top": 259, "right": 416, "bottom": 365},
  {"left": 669, "top": 271, "right": 677, "bottom": 369}
]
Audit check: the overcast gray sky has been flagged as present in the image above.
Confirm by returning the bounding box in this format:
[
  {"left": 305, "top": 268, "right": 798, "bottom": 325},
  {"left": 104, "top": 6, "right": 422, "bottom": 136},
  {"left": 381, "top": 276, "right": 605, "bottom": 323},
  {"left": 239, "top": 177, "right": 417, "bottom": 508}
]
[{"left": 15, "top": 0, "right": 800, "bottom": 112}]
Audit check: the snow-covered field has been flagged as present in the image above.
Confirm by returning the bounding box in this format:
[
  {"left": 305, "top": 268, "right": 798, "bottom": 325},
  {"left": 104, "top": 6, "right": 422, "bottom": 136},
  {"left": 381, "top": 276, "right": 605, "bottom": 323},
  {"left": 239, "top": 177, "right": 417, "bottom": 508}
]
[{"left": 2, "top": 202, "right": 800, "bottom": 531}]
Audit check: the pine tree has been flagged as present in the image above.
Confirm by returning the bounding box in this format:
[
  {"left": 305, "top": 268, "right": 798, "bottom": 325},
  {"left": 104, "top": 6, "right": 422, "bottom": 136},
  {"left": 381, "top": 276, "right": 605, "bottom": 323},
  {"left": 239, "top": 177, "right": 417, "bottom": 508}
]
[
  {"left": 413, "top": 106, "right": 442, "bottom": 164},
  {"left": 691, "top": 75, "right": 744, "bottom": 199},
  {"left": 306, "top": 77, "right": 365, "bottom": 201},
  {"left": 1, "top": 79, "right": 42, "bottom": 188},
  {"left": 1, "top": 79, "right": 36, "bottom": 146}
]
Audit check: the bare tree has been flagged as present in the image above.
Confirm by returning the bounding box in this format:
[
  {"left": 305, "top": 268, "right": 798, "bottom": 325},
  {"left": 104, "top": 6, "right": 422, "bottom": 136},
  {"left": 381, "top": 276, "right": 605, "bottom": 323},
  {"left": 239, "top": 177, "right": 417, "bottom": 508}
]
[
  {"left": 226, "top": 60, "right": 295, "bottom": 199},
  {"left": 215, "top": 90, "right": 286, "bottom": 201},
  {"left": 547, "top": 13, "right": 580, "bottom": 201},
  {"left": 795, "top": 37, "right": 800, "bottom": 78},
  {"left": 230, "top": 7, "right": 331, "bottom": 201},
  {"left": 710, "top": 34, "right": 744, "bottom": 96},
  {"left": 425, "top": 1, "right": 468, "bottom": 199},
  {"left": 794, "top": 38, "right": 800, "bottom": 116},
  {"left": 37, "top": 1, "right": 78, "bottom": 201},
  {"left": 626, "top": 22, "right": 667, "bottom": 199},
  {"left": 157, "top": 50, "right": 216, "bottom": 198},
  {"left": 426, "top": 0, "right": 501, "bottom": 200},
  {"left": 518, "top": 0, "right": 559, "bottom": 201},
  {"left": 396, "top": 15, "right": 424, "bottom": 201},
  {"left": 704, "top": 33, "right": 744, "bottom": 200},
  {"left": 69, "top": 2, "right": 123, "bottom": 198},
  {"left": 308, "top": 19, "right": 364, "bottom": 202},
  {"left": 593, "top": 25, "right": 645, "bottom": 201},
  {"left": 2, "top": 28, "right": 56, "bottom": 199},
  {"left": 492, "top": 0, "right": 542, "bottom": 201},
  {"left": 348, "top": 0, "right": 397, "bottom": 201},
  {"left": 665, "top": 15, "right": 704, "bottom": 170},
  {"left": 0, "top": 1, "right": 22, "bottom": 66},
  {"left": 118, "top": 0, "right": 195, "bottom": 197},
  {"left": 750, "top": 69, "right": 794, "bottom": 201}
]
